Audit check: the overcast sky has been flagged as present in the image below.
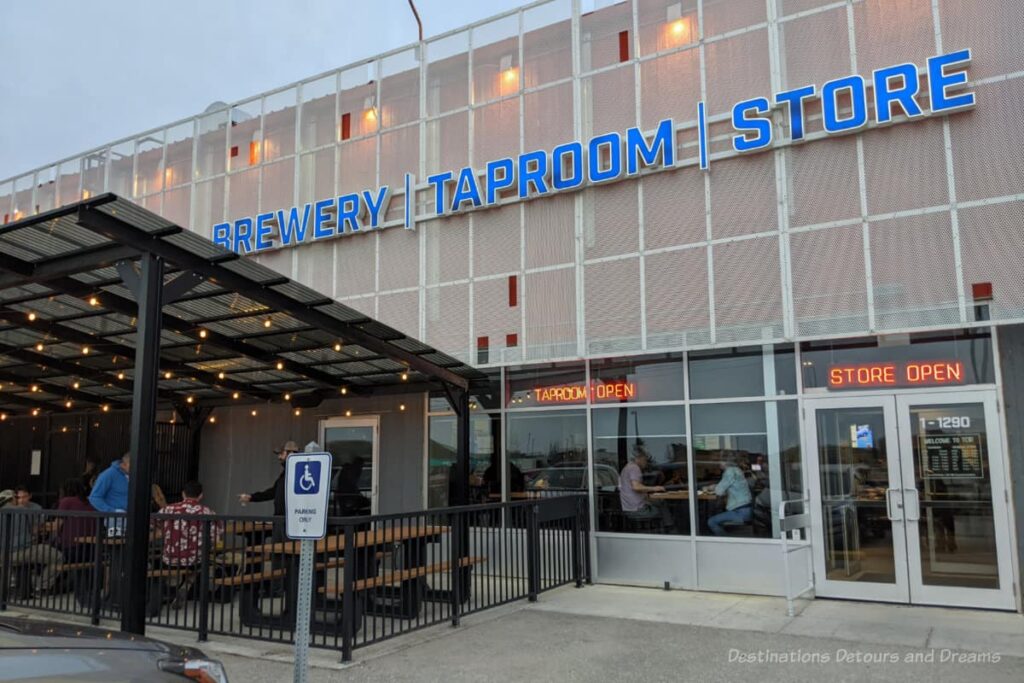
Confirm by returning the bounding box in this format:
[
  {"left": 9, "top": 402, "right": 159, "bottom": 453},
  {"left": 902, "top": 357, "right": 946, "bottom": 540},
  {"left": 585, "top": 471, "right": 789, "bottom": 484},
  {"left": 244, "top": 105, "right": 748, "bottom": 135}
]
[{"left": 0, "top": 0, "right": 530, "bottom": 181}]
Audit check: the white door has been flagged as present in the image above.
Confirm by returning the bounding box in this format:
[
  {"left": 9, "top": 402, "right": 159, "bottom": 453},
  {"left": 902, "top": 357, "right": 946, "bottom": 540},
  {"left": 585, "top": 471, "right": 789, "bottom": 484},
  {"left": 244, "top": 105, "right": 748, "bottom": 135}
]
[
  {"left": 805, "top": 395, "right": 910, "bottom": 603},
  {"left": 319, "top": 416, "right": 380, "bottom": 515},
  {"left": 805, "top": 391, "right": 1015, "bottom": 608},
  {"left": 895, "top": 392, "right": 1015, "bottom": 609}
]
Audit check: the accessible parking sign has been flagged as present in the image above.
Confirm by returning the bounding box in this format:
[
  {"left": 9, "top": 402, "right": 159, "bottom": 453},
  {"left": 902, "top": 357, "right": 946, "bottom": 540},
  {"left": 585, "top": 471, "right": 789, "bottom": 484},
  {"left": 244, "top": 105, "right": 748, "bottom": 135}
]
[{"left": 284, "top": 452, "right": 332, "bottom": 539}]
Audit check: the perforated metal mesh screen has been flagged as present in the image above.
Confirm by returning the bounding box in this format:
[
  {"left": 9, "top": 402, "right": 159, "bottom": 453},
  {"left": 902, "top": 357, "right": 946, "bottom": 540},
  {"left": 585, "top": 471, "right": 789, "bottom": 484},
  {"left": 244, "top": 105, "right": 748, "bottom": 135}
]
[{"left": 5, "top": 0, "right": 1024, "bottom": 368}]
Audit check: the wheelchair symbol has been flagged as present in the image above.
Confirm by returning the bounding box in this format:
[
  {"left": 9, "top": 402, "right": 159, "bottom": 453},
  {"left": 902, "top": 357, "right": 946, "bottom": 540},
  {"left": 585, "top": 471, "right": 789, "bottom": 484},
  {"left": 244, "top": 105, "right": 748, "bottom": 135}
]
[
  {"left": 292, "top": 460, "right": 322, "bottom": 495},
  {"left": 299, "top": 465, "right": 316, "bottom": 492}
]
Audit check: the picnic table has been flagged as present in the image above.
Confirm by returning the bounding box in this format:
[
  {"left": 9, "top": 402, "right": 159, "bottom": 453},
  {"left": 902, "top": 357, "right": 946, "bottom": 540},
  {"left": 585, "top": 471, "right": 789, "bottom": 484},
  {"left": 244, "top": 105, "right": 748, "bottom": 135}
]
[{"left": 220, "top": 525, "right": 484, "bottom": 630}]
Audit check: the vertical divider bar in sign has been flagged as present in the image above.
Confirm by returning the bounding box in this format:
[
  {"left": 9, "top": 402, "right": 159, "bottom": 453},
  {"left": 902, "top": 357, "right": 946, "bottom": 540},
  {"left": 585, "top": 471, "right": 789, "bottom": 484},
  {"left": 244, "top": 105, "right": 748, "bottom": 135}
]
[{"left": 404, "top": 173, "right": 414, "bottom": 230}]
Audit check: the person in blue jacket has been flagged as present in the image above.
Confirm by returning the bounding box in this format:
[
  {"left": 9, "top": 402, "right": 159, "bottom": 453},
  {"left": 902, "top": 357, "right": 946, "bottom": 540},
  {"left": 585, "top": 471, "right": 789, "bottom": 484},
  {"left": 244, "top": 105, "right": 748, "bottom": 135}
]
[{"left": 89, "top": 452, "right": 130, "bottom": 512}]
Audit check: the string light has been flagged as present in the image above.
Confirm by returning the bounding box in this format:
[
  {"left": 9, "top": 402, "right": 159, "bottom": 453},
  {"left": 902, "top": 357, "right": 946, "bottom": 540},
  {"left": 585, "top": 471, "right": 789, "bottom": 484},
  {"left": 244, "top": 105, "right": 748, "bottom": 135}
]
[
  {"left": 340, "top": 387, "right": 348, "bottom": 395},
  {"left": 399, "top": 404, "right": 406, "bottom": 411},
  {"left": 186, "top": 396, "right": 194, "bottom": 404},
  {"left": 73, "top": 381, "right": 80, "bottom": 389},
  {"left": 32, "top": 408, "right": 40, "bottom": 417},
  {"left": 401, "top": 372, "right": 408, "bottom": 381},
  {"left": 27, "top": 312, "right": 36, "bottom": 322},
  {"left": 81, "top": 346, "right": 90, "bottom": 355},
  {"left": 65, "top": 400, "right": 72, "bottom": 409},
  {"left": 88, "top": 296, "right": 100, "bottom": 307},
  {"left": 209, "top": 415, "right": 217, "bottom": 424},
  {"left": 250, "top": 409, "right": 258, "bottom": 417},
  {"left": 30, "top": 385, "right": 39, "bottom": 393},
  {"left": 263, "top": 317, "right": 273, "bottom": 329},
  {"left": 0, "top": 414, "right": 6, "bottom": 421},
  {"left": 232, "top": 392, "right": 240, "bottom": 399},
  {"left": 333, "top": 343, "right": 342, "bottom": 352},
  {"left": 218, "top": 372, "right": 226, "bottom": 380},
  {"left": 345, "top": 409, "right": 352, "bottom": 417},
  {"left": 198, "top": 329, "right": 208, "bottom": 339},
  {"left": 276, "top": 361, "right": 284, "bottom": 371},
  {"left": 294, "top": 408, "right": 302, "bottom": 417},
  {"left": 35, "top": 342, "right": 44, "bottom": 352},
  {"left": 117, "top": 373, "right": 125, "bottom": 381},
  {"left": 102, "top": 405, "right": 110, "bottom": 413},
  {"left": 61, "top": 426, "right": 68, "bottom": 433},
  {"left": 164, "top": 371, "right": 173, "bottom": 380},
  {"left": 283, "top": 393, "right": 291, "bottom": 401}
]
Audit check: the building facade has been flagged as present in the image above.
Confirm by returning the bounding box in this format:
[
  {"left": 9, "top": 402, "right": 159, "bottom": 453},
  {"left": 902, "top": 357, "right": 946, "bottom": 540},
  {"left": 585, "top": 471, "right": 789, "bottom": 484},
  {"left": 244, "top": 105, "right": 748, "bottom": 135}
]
[{"left": 3, "top": 0, "right": 1023, "bottom": 611}]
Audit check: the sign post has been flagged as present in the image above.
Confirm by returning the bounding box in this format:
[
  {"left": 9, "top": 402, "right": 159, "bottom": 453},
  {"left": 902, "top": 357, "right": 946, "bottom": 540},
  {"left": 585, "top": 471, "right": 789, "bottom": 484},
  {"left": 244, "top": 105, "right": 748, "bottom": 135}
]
[{"left": 285, "top": 451, "right": 332, "bottom": 683}]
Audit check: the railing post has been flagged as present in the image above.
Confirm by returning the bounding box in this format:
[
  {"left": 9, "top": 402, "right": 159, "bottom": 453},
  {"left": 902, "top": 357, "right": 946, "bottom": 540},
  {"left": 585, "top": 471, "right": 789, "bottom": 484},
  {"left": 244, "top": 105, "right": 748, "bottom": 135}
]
[
  {"left": 526, "top": 504, "right": 540, "bottom": 602},
  {"left": 572, "top": 498, "right": 583, "bottom": 589},
  {"left": 583, "top": 496, "right": 593, "bottom": 585},
  {"left": 449, "top": 512, "right": 462, "bottom": 627},
  {"left": 90, "top": 520, "right": 105, "bottom": 626},
  {"left": 0, "top": 511, "right": 12, "bottom": 611},
  {"left": 198, "top": 520, "right": 211, "bottom": 642},
  {"left": 340, "top": 523, "right": 355, "bottom": 663}
]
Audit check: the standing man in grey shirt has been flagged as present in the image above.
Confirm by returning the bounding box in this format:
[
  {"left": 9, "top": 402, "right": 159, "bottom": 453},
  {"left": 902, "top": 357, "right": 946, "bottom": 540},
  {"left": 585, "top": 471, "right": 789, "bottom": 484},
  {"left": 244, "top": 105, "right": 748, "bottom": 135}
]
[{"left": 7, "top": 485, "right": 63, "bottom": 596}]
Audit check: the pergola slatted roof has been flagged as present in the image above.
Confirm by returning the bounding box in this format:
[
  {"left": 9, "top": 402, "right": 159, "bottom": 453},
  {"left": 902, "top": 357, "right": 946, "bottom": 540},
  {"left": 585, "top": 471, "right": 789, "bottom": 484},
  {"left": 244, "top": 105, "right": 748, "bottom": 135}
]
[{"left": 0, "top": 193, "right": 484, "bottom": 414}]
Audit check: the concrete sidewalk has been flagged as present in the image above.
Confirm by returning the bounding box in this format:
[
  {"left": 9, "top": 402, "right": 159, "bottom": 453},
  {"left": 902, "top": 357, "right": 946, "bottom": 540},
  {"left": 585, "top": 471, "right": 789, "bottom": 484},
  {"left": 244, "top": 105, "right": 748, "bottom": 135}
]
[
  {"left": 8, "top": 585, "right": 1024, "bottom": 681},
  {"left": 530, "top": 584, "right": 1024, "bottom": 657}
]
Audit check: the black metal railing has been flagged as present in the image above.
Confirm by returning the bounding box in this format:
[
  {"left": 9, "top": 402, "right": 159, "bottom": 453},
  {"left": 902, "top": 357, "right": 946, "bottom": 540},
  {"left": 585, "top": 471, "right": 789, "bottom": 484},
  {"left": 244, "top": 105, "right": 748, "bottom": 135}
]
[{"left": 0, "top": 496, "right": 589, "bottom": 661}]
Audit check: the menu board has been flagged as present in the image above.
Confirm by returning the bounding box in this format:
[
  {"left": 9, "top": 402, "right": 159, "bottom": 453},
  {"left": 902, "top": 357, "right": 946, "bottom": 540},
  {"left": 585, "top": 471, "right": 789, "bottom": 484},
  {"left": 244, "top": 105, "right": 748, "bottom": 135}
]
[{"left": 920, "top": 433, "right": 983, "bottom": 479}]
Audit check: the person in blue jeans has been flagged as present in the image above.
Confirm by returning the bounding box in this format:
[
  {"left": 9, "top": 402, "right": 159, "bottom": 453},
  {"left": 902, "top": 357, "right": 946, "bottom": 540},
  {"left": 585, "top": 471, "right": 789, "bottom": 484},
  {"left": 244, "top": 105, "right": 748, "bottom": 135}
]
[{"left": 704, "top": 455, "right": 753, "bottom": 536}]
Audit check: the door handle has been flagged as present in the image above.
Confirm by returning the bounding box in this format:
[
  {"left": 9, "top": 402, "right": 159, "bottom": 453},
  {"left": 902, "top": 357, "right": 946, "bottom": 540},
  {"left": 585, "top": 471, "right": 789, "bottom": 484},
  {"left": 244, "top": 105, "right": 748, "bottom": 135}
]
[
  {"left": 885, "top": 488, "right": 904, "bottom": 521},
  {"left": 903, "top": 488, "right": 921, "bottom": 522}
]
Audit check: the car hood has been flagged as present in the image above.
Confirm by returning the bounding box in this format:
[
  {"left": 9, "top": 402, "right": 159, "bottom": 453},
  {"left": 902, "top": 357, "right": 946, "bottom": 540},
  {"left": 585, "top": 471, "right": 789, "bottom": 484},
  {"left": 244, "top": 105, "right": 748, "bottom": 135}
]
[{"left": 0, "top": 617, "right": 198, "bottom": 655}]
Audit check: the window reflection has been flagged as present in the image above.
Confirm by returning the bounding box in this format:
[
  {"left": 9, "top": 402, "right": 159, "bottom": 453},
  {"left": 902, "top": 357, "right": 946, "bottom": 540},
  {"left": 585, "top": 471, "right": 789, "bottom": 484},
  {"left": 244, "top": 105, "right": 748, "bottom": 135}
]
[
  {"left": 507, "top": 410, "right": 587, "bottom": 499},
  {"left": 592, "top": 406, "right": 688, "bottom": 534},
  {"left": 691, "top": 401, "right": 801, "bottom": 537},
  {"left": 427, "top": 413, "right": 500, "bottom": 508}
]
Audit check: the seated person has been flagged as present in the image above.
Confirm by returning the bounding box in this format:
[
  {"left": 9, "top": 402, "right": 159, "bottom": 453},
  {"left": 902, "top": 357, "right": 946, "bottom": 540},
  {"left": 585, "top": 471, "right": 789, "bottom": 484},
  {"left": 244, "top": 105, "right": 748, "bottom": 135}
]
[
  {"left": 703, "top": 456, "right": 754, "bottom": 536},
  {"left": 54, "top": 478, "right": 97, "bottom": 564},
  {"left": 7, "top": 486, "right": 63, "bottom": 596},
  {"left": 156, "top": 480, "right": 223, "bottom": 608},
  {"left": 619, "top": 446, "right": 674, "bottom": 532}
]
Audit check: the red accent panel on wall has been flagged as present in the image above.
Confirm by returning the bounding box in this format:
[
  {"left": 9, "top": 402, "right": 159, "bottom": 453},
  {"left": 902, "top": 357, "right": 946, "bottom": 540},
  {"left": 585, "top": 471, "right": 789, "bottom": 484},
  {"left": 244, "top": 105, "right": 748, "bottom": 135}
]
[
  {"left": 508, "top": 275, "right": 518, "bottom": 307},
  {"left": 618, "top": 30, "right": 630, "bottom": 62}
]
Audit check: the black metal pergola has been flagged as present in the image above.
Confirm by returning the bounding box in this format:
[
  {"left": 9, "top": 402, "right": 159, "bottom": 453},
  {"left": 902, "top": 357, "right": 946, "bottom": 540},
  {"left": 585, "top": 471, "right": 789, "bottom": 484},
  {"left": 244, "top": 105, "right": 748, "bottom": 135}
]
[{"left": 0, "top": 193, "right": 484, "bottom": 634}]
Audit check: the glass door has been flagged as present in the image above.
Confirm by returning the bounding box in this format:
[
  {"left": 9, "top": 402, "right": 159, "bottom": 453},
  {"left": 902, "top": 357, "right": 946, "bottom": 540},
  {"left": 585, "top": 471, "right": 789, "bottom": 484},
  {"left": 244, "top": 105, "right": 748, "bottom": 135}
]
[
  {"left": 805, "top": 396, "right": 910, "bottom": 602},
  {"left": 319, "top": 416, "right": 379, "bottom": 515},
  {"left": 897, "top": 392, "right": 1015, "bottom": 609}
]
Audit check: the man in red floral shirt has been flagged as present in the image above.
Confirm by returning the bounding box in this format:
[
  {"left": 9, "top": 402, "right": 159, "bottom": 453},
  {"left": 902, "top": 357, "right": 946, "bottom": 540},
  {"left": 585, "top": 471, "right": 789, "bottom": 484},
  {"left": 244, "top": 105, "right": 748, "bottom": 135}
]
[{"left": 157, "top": 480, "right": 222, "bottom": 608}]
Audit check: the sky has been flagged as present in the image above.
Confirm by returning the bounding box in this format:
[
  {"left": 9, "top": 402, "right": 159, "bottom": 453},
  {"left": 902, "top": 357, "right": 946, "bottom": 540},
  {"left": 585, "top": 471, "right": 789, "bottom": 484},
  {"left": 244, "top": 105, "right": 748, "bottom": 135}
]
[{"left": 0, "top": 0, "right": 531, "bottom": 181}]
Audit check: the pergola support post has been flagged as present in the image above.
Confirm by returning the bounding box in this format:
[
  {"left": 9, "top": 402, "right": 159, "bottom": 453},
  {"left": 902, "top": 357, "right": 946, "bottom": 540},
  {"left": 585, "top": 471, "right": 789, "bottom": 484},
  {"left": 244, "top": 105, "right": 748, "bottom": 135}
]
[
  {"left": 121, "top": 252, "right": 165, "bottom": 635},
  {"left": 443, "top": 384, "right": 471, "bottom": 507}
]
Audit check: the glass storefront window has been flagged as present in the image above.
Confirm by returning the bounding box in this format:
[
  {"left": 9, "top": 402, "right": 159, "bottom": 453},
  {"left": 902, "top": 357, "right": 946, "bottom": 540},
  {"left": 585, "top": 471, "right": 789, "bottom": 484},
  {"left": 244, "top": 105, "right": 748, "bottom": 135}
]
[
  {"left": 800, "top": 330, "right": 995, "bottom": 390},
  {"left": 689, "top": 344, "right": 796, "bottom": 399},
  {"left": 427, "top": 412, "right": 500, "bottom": 508},
  {"left": 506, "top": 362, "right": 586, "bottom": 408},
  {"left": 507, "top": 410, "right": 587, "bottom": 499},
  {"left": 691, "top": 400, "right": 801, "bottom": 538},
  {"left": 592, "top": 405, "right": 688, "bottom": 535},
  {"left": 590, "top": 353, "right": 684, "bottom": 403}
]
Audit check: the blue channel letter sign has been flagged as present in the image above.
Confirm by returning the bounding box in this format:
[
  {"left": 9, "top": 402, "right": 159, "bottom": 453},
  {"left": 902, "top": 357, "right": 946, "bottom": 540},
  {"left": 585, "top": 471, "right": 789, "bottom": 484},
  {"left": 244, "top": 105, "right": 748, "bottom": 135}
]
[
  {"left": 284, "top": 452, "right": 332, "bottom": 540},
  {"left": 213, "top": 50, "right": 975, "bottom": 256}
]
